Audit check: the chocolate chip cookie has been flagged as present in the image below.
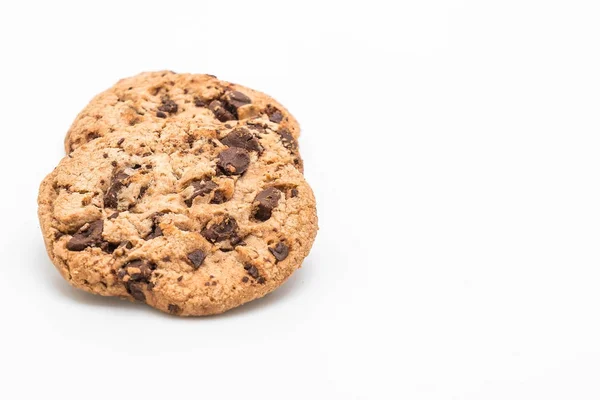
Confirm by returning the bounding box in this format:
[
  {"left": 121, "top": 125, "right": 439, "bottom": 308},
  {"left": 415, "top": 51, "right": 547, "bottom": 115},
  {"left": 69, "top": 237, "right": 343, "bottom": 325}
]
[
  {"left": 39, "top": 124, "right": 317, "bottom": 316},
  {"left": 65, "top": 71, "right": 302, "bottom": 170}
]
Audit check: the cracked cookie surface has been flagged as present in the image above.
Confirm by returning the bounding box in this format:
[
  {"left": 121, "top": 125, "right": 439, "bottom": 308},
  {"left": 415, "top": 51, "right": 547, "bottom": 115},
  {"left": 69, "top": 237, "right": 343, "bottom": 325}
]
[
  {"left": 64, "top": 71, "right": 302, "bottom": 172},
  {"left": 39, "top": 125, "right": 317, "bottom": 316}
]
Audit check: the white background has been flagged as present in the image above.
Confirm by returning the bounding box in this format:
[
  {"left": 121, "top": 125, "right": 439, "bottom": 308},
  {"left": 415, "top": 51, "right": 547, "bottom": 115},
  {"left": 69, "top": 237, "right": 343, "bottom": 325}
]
[{"left": 1, "top": 1, "right": 600, "bottom": 399}]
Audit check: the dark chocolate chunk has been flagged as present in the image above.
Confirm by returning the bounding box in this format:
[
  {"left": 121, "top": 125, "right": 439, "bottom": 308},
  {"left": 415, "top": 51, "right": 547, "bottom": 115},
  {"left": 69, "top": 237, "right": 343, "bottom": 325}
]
[
  {"left": 277, "top": 128, "right": 298, "bottom": 150},
  {"left": 145, "top": 213, "right": 164, "bottom": 240},
  {"left": 193, "top": 96, "right": 207, "bottom": 107},
  {"left": 123, "top": 259, "right": 156, "bottom": 281},
  {"left": 127, "top": 282, "right": 146, "bottom": 302},
  {"left": 241, "top": 276, "right": 249, "bottom": 283},
  {"left": 269, "top": 242, "right": 289, "bottom": 261},
  {"left": 223, "top": 90, "right": 251, "bottom": 109},
  {"left": 201, "top": 216, "right": 239, "bottom": 243},
  {"left": 257, "top": 277, "right": 266, "bottom": 284},
  {"left": 253, "top": 187, "right": 281, "bottom": 221},
  {"left": 168, "top": 304, "right": 181, "bottom": 314},
  {"left": 187, "top": 249, "right": 206, "bottom": 269},
  {"left": 291, "top": 188, "right": 299, "bottom": 198},
  {"left": 158, "top": 97, "right": 178, "bottom": 114},
  {"left": 220, "top": 128, "right": 262, "bottom": 152},
  {"left": 266, "top": 105, "right": 283, "bottom": 123},
  {"left": 185, "top": 179, "right": 218, "bottom": 206},
  {"left": 117, "top": 138, "right": 125, "bottom": 146},
  {"left": 119, "top": 259, "right": 157, "bottom": 302},
  {"left": 244, "top": 264, "right": 260, "bottom": 279},
  {"left": 230, "top": 235, "right": 245, "bottom": 246},
  {"left": 67, "top": 220, "right": 104, "bottom": 251},
  {"left": 210, "top": 190, "right": 226, "bottom": 204},
  {"left": 156, "top": 111, "right": 167, "bottom": 118},
  {"left": 108, "top": 212, "right": 119, "bottom": 219},
  {"left": 104, "top": 171, "right": 130, "bottom": 209},
  {"left": 217, "top": 148, "right": 250, "bottom": 175},
  {"left": 209, "top": 100, "right": 235, "bottom": 122},
  {"left": 100, "top": 241, "right": 119, "bottom": 253},
  {"left": 138, "top": 185, "right": 148, "bottom": 199}
]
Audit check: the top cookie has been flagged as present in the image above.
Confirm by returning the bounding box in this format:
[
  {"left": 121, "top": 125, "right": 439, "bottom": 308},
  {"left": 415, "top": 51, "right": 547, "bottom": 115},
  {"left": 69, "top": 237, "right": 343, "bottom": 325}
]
[
  {"left": 39, "top": 123, "right": 317, "bottom": 316},
  {"left": 65, "top": 71, "right": 301, "bottom": 155}
]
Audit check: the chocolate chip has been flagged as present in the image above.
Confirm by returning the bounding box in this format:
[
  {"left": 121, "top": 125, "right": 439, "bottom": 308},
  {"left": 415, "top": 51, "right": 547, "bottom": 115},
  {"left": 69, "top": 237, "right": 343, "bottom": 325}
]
[
  {"left": 103, "top": 153, "right": 108, "bottom": 159},
  {"left": 111, "top": 161, "right": 118, "bottom": 167},
  {"left": 220, "top": 128, "right": 262, "bottom": 152},
  {"left": 223, "top": 91, "right": 251, "bottom": 109},
  {"left": 108, "top": 212, "right": 119, "bottom": 219},
  {"left": 187, "top": 249, "right": 206, "bottom": 269},
  {"left": 241, "top": 276, "right": 249, "bottom": 283},
  {"left": 193, "top": 96, "right": 207, "bottom": 107},
  {"left": 244, "top": 264, "right": 260, "bottom": 279},
  {"left": 67, "top": 220, "right": 104, "bottom": 251},
  {"left": 269, "top": 242, "right": 289, "bottom": 261},
  {"left": 253, "top": 187, "right": 281, "bottom": 221},
  {"left": 201, "top": 216, "right": 239, "bottom": 243},
  {"left": 210, "top": 190, "right": 226, "bottom": 204},
  {"left": 86, "top": 131, "right": 100, "bottom": 140},
  {"left": 145, "top": 213, "right": 164, "bottom": 240},
  {"left": 257, "top": 277, "right": 266, "bottom": 284},
  {"left": 168, "top": 304, "right": 181, "bottom": 314},
  {"left": 186, "top": 135, "right": 195, "bottom": 147},
  {"left": 185, "top": 179, "right": 218, "bottom": 206},
  {"left": 138, "top": 185, "right": 148, "bottom": 199},
  {"left": 117, "top": 138, "right": 125, "bottom": 146},
  {"left": 156, "top": 111, "right": 167, "bottom": 118},
  {"left": 127, "top": 282, "right": 146, "bottom": 302},
  {"left": 266, "top": 105, "right": 283, "bottom": 123},
  {"left": 119, "top": 259, "right": 157, "bottom": 302},
  {"left": 230, "top": 235, "right": 245, "bottom": 246},
  {"left": 100, "top": 241, "right": 119, "bottom": 253},
  {"left": 217, "top": 148, "right": 250, "bottom": 175},
  {"left": 126, "top": 260, "right": 156, "bottom": 275},
  {"left": 291, "top": 188, "right": 299, "bottom": 197},
  {"left": 278, "top": 128, "right": 298, "bottom": 150},
  {"left": 125, "top": 259, "right": 156, "bottom": 281},
  {"left": 177, "top": 275, "right": 183, "bottom": 282},
  {"left": 209, "top": 100, "right": 235, "bottom": 122},
  {"left": 158, "top": 97, "right": 178, "bottom": 114},
  {"left": 104, "top": 171, "right": 129, "bottom": 208}
]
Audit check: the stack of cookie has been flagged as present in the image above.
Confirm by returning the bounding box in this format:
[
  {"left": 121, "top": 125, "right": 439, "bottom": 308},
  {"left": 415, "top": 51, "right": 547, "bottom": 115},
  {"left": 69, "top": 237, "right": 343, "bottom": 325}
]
[{"left": 38, "top": 71, "right": 318, "bottom": 316}]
